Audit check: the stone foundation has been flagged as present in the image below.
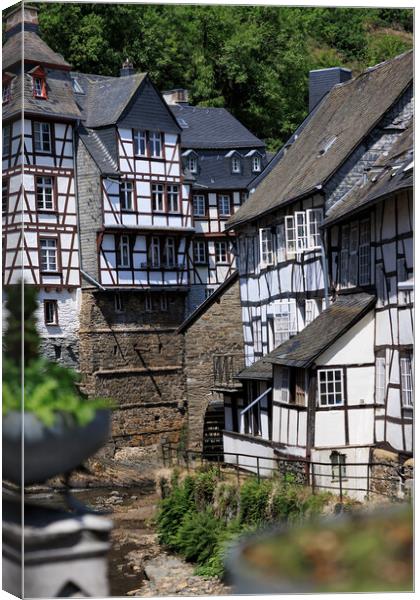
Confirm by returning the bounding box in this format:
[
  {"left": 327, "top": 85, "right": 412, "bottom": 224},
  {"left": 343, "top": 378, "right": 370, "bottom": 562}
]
[{"left": 79, "top": 288, "right": 187, "bottom": 455}]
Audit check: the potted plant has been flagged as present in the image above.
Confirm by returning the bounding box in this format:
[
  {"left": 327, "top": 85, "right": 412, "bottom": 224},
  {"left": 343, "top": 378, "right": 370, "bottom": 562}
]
[
  {"left": 2, "top": 283, "right": 112, "bottom": 485},
  {"left": 225, "top": 504, "right": 413, "bottom": 593}
]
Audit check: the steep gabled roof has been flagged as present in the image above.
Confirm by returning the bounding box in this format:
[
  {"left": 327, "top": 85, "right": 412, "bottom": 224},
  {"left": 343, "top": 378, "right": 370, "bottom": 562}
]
[
  {"left": 3, "top": 30, "right": 71, "bottom": 70},
  {"left": 78, "top": 125, "right": 119, "bottom": 175},
  {"left": 263, "top": 293, "right": 376, "bottom": 368},
  {"left": 324, "top": 120, "right": 413, "bottom": 226},
  {"left": 171, "top": 105, "right": 265, "bottom": 149},
  {"left": 73, "top": 72, "right": 147, "bottom": 127},
  {"left": 227, "top": 51, "right": 413, "bottom": 229}
]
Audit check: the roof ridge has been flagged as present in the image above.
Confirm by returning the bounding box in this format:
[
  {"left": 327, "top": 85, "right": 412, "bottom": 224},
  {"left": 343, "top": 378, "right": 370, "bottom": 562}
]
[{"left": 89, "top": 128, "right": 119, "bottom": 172}]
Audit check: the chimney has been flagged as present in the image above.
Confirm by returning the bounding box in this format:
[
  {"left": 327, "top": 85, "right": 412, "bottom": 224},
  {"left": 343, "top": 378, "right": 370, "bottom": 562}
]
[
  {"left": 309, "top": 67, "right": 352, "bottom": 112},
  {"left": 162, "top": 89, "right": 190, "bottom": 106},
  {"left": 120, "top": 58, "right": 135, "bottom": 77},
  {"left": 5, "top": 4, "right": 39, "bottom": 38}
]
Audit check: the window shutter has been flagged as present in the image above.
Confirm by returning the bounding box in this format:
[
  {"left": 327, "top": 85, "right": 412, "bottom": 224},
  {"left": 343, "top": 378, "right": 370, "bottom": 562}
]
[
  {"left": 295, "top": 211, "right": 307, "bottom": 252},
  {"left": 276, "top": 223, "right": 286, "bottom": 263},
  {"left": 375, "top": 356, "right": 386, "bottom": 404},
  {"left": 306, "top": 208, "right": 323, "bottom": 249},
  {"left": 285, "top": 215, "right": 296, "bottom": 257}
]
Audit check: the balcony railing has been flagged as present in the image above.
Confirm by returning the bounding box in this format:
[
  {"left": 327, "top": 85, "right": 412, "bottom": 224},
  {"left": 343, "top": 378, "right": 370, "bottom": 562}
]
[{"left": 212, "top": 353, "right": 245, "bottom": 389}]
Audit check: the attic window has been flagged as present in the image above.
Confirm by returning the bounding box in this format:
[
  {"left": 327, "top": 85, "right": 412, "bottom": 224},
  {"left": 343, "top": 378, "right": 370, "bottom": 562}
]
[
  {"left": 2, "top": 82, "right": 11, "bottom": 104},
  {"left": 32, "top": 75, "right": 47, "bottom": 99},
  {"left": 71, "top": 77, "right": 84, "bottom": 94},
  {"left": 252, "top": 155, "right": 261, "bottom": 172},
  {"left": 188, "top": 155, "right": 197, "bottom": 173},
  {"left": 232, "top": 156, "right": 241, "bottom": 173},
  {"left": 177, "top": 118, "right": 189, "bottom": 129},
  {"left": 318, "top": 136, "right": 337, "bottom": 157}
]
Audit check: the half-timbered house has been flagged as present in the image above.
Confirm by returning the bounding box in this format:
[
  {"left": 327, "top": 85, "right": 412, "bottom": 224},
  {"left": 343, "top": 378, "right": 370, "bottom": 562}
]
[
  {"left": 221, "top": 52, "right": 413, "bottom": 498},
  {"left": 2, "top": 4, "right": 81, "bottom": 367},
  {"left": 164, "top": 91, "right": 269, "bottom": 312}
]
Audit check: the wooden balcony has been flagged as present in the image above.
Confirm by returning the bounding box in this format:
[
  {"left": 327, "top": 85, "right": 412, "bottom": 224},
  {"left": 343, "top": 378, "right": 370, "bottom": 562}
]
[{"left": 212, "top": 353, "right": 245, "bottom": 391}]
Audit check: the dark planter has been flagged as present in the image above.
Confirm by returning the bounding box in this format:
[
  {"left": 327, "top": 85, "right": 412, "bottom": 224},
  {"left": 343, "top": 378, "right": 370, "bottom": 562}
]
[
  {"left": 225, "top": 506, "right": 413, "bottom": 594},
  {"left": 2, "top": 409, "right": 111, "bottom": 485}
]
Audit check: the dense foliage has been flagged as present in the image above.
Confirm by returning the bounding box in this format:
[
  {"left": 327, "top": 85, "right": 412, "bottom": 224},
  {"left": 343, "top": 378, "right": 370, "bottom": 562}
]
[
  {"left": 155, "top": 467, "right": 331, "bottom": 579},
  {"left": 2, "top": 284, "right": 111, "bottom": 426},
  {"left": 34, "top": 4, "right": 413, "bottom": 150}
]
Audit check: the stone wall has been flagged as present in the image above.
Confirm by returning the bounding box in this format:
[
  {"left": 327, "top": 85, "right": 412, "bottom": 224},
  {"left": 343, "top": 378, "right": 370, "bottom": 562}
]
[
  {"left": 369, "top": 448, "right": 405, "bottom": 500},
  {"left": 79, "top": 289, "right": 187, "bottom": 459},
  {"left": 182, "top": 276, "right": 244, "bottom": 450}
]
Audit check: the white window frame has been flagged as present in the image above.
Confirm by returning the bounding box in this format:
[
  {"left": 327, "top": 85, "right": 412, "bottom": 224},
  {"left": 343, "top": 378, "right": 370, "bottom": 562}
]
[
  {"left": 276, "top": 223, "right": 286, "bottom": 263},
  {"left": 285, "top": 215, "right": 296, "bottom": 257},
  {"left": 34, "top": 121, "right": 51, "bottom": 153},
  {"left": 133, "top": 129, "right": 147, "bottom": 156},
  {"left": 349, "top": 223, "right": 359, "bottom": 286},
  {"left": 400, "top": 356, "right": 413, "bottom": 408},
  {"left": 273, "top": 299, "right": 297, "bottom": 345},
  {"left": 117, "top": 235, "right": 130, "bottom": 268},
  {"left": 318, "top": 368, "right": 344, "bottom": 406},
  {"left": 188, "top": 155, "right": 197, "bottom": 173},
  {"left": 40, "top": 238, "right": 58, "bottom": 272},
  {"left": 358, "top": 219, "right": 370, "bottom": 285},
  {"left": 44, "top": 299, "right": 58, "bottom": 325},
  {"left": 150, "top": 236, "right": 161, "bottom": 268},
  {"left": 252, "top": 155, "right": 261, "bottom": 172},
  {"left": 167, "top": 184, "right": 179, "bottom": 213},
  {"left": 36, "top": 176, "right": 54, "bottom": 211},
  {"left": 375, "top": 356, "right": 386, "bottom": 404},
  {"left": 163, "top": 237, "right": 176, "bottom": 268},
  {"left": 218, "top": 194, "right": 231, "bottom": 217},
  {"left": 120, "top": 181, "right": 134, "bottom": 211},
  {"left": 280, "top": 367, "right": 290, "bottom": 403},
  {"left": 215, "top": 240, "right": 228, "bottom": 264},
  {"left": 33, "top": 77, "right": 44, "bottom": 97},
  {"left": 231, "top": 156, "right": 241, "bottom": 173},
  {"left": 149, "top": 131, "right": 162, "bottom": 157},
  {"left": 252, "top": 319, "right": 262, "bottom": 355},
  {"left": 151, "top": 183, "right": 165, "bottom": 212},
  {"left": 295, "top": 211, "right": 307, "bottom": 252},
  {"left": 193, "top": 240, "right": 206, "bottom": 264},
  {"left": 306, "top": 208, "right": 323, "bottom": 249},
  {"left": 305, "top": 299, "right": 316, "bottom": 326},
  {"left": 193, "top": 194, "right": 206, "bottom": 217},
  {"left": 259, "top": 228, "right": 274, "bottom": 267}
]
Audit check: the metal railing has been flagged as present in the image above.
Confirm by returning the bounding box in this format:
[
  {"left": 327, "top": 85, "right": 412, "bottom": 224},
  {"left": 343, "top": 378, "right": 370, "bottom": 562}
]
[
  {"left": 212, "top": 353, "right": 245, "bottom": 387},
  {"left": 161, "top": 443, "right": 412, "bottom": 503}
]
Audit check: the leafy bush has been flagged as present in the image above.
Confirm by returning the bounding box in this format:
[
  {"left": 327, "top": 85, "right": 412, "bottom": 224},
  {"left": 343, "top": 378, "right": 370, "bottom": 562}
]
[
  {"left": 239, "top": 477, "right": 272, "bottom": 527},
  {"left": 175, "top": 509, "right": 222, "bottom": 564},
  {"left": 194, "top": 467, "right": 218, "bottom": 510},
  {"left": 156, "top": 474, "right": 196, "bottom": 548},
  {"left": 213, "top": 481, "right": 239, "bottom": 522}
]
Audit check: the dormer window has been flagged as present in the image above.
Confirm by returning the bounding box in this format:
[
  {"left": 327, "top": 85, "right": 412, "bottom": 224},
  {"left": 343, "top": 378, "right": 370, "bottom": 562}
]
[
  {"left": 188, "top": 155, "right": 197, "bottom": 173},
  {"left": 232, "top": 156, "right": 241, "bottom": 173},
  {"left": 149, "top": 131, "right": 162, "bottom": 158},
  {"left": 2, "top": 82, "right": 11, "bottom": 104},
  {"left": 30, "top": 66, "right": 48, "bottom": 99},
  {"left": 2, "top": 72, "right": 14, "bottom": 104},
  {"left": 252, "top": 155, "right": 261, "bottom": 172}
]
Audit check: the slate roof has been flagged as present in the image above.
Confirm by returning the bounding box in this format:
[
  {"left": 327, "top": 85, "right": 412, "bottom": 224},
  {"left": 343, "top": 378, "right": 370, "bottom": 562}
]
[
  {"left": 3, "top": 30, "right": 71, "bottom": 70},
  {"left": 78, "top": 125, "right": 119, "bottom": 175},
  {"left": 72, "top": 72, "right": 147, "bottom": 128},
  {"left": 171, "top": 105, "right": 265, "bottom": 149},
  {"left": 191, "top": 150, "right": 268, "bottom": 190},
  {"left": 324, "top": 121, "right": 413, "bottom": 226},
  {"left": 3, "top": 68, "right": 82, "bottom": 121},
  {"left": 263, "top": 293, "right": 376, "bottom": 369},
  {"left": 227, "top": 51, "right": 413, "bottom": 228},
  {"left": 236, "top": 359, "right": 273, "bottom": 381}
]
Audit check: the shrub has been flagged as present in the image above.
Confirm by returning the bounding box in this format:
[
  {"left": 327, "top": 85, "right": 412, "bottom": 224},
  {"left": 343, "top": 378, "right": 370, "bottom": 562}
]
[
  {"left": 239, "top": 477, "right": 272, "bottom": 527},
  {"left": 156, "top": 474, "right": 196, "bottom": 548},
  {"left": 213, "top": 481, "right": 239, "bottom": 522},
  {"left": 194, "top": 467, "right": 218, "bottom": 511},
  {"left": 175, "top": 509, "right": 222, "bottom": 564}
]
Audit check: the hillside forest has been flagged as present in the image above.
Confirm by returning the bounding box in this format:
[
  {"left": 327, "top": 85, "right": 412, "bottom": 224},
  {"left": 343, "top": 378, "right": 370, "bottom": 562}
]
[{"left": 34, "top": 4, "right": 413, "bottom": 151}]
